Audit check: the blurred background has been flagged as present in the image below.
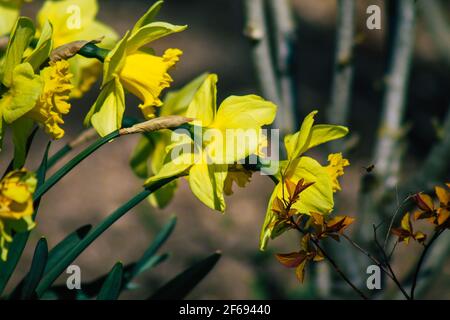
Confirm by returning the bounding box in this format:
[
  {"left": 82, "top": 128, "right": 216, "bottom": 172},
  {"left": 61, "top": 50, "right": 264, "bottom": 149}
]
[{"left": 1, "top": 0, "right": 449, "bottom": 299}]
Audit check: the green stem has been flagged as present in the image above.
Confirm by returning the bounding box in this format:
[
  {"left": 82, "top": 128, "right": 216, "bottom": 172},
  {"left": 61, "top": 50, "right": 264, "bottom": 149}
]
[
  {"left": 35, "top": 177, "right": 176, "bottom": 297},
  {"left": 28, "top": 38, "right": 108, "bottom": 62},
  {"left": 47, "top": 145, "right": 71, "bottom": 169},
  {"left": 77, "top": 43, "right": 109, "bottom": 62},
  {"left": 34, "top": 130, "right": 119, "bottom": 200},
  {"left": 46, "top": 118, "right": 139, "bottom": 170}
]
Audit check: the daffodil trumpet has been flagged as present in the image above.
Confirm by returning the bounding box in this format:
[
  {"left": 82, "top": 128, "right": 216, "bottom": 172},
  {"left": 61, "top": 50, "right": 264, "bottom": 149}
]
[{"left": 85, "top": 1, "right": 187, "bottom": 136}]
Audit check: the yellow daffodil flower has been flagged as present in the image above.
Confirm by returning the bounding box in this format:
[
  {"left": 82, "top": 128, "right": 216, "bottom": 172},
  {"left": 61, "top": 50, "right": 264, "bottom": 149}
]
[
  {"left": 0, "top": 17, "right": 44, "bottom": 151},
  {"left": 260, "top": 111, "right": 349, "bottom": 250},
  {"left": 27, "top": 60, "right": 74, "bottom": 139},
  {"left": 130, "top": 73, "right": 209, "bottom": 209},
  {"left": 36, "top": 0, "right": 118, "bottom": 98},
  {"left": 0, "top": 169, "right": 37, "bottom": 261},
  {"left": 84, "top": 1, "right": 186, "bottom": 137},
  {"left": 1, "top": 16, "right": 72, "bottom": 169},
  {"left": 143, "top": 74, "right": 277, "bottom": 212}
]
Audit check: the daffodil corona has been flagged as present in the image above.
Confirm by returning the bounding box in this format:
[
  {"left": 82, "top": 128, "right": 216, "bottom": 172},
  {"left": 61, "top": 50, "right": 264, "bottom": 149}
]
[
  {"left": 119, "top": 48, "right": 182, "bottom": 119},
  {"left": 85, "top": 3, "right": 186, "bottom": 136},
  {"left": 27, "top": 60, "right": 74, "bottom": 139}
]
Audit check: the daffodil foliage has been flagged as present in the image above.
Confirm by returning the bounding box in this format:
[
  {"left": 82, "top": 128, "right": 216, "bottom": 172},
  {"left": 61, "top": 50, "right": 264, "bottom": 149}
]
[
  {"left": 0, "top": 0, "right": 353, "bottom": 272},
  {"left": 0, "top": 0, "right": 447, "bottom": 298}
]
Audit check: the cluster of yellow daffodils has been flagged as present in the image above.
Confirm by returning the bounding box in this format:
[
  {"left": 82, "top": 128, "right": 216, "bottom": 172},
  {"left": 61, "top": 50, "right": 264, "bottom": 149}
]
[
  {"left": 85, "top": 1, "right": 186, "bottom": 136},
  {"left": 0, "top": 169, "right": 37, "bottom": 261},
  {"left": 35, "top": 0, "right": 118, "bottom": 98},
  {"left": 260, "top": 111, "right": 349, "bottom": 249},
  {"left": 143, "top": 74, "right": 277, "bottom": 211},
  {"left": 0, "top": 17, "right": 74, "bottom": 156}
]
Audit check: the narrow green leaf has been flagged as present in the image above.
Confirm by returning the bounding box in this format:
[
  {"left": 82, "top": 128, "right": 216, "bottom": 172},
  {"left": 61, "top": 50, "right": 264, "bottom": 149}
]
[
  {"left": 97, "top": 262, "right": 123, "bottom": 300},
  {"left": 149, "top": 252, "right": 221, "bottom": 300},
  {"left": 129, "top": 216, "right": 176, "bottom": 279},
  {"left": 11, "top": 117, "right": 34, "bottom": 169},
  {"left": 45, "top": 225, "right": 92, "bottom": 275},
  {"left": 12, "top": 237, "right": 48, "bottom": 300},
  {"left": 35, "top": 178, "right": 175, "bottom": 297}
]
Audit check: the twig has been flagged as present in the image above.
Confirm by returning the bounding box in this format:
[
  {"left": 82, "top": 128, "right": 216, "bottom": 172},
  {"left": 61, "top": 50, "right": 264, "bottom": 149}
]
[
  {"left": 373, "top": 224, "right": 411, "bottom": 299},
  {"left": 342, "top": 234, "right": 384, "bottom": 269},
  {"left": 290, "top": 219, "right": 369, "bottom": 300},
  {"left": 373, "top": 0, "right": 416, "bottom": 189},
  {"left": 383, "top": 194, "right": 413, "bottom": 250},
  {"left": 342, "top": 233, "right": 410, "bottom": 300},
  {"left": 311, "top": 237, "right": 368, "bottom": 300},
  {"left": 327, "top": 0, "right": 356, "bottom": 152},
  {"left": 410, "top": 229, "right": 444, "bottom": 299},
  {"left": 388, "top": 239, "right": 399, "bottom": 260}
]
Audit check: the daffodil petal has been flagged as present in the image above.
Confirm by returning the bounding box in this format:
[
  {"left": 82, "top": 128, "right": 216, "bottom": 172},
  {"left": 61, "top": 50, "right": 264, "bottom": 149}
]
[
  {"left": 0, "top": 63, "right": 43, "bottom": 124},
  {"left": 212, "top": 95, "right": 277, "bottom": 130},
  {"left": 37, "top": 0, "right": 98, "bottom": 38},
  {"left": 189, "top": 161, "right": 227, "bottom": 212},
  {"left": 143, "top": 152, "right": 194, "bottom": 187},
  {"left": 1, "top": 17, "right": 35, "bottom": 87},
  {"left": 286, "top": 110, "right": 317, "bottom": 159},
  {"left": 88, "top": 78, "right": 125, "bottom": 136},
  {"left": 285, "top": 123, "right": 349, "bottom": 157},
  {"left": 287, "top": 156, "right": 334, "bottom": 215},
  {"left": 161, "top": 72, "right": 209, "bottom": 117},
  {"left": 186, "top": 74, "right": 217, "bottom": 127},
  {"left": 260, "top": 185, "right": 280, "bottom": 250},
  {"left": 127, "top": 22, "right": 187, "bottom": 54}
]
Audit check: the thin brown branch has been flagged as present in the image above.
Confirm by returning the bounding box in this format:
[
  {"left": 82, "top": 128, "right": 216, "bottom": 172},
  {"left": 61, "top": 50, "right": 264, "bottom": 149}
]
[
  {"left": 373, "top": 224, "right": 411, "bottom": 299},
  {"left": 311, "top": 238, "right": 368, "bottom": 300},
  {"left": 290, "top": 219, "right": 369, "bottom": 300},
  {"left": 410, "top": 229, "right": 444, "bottom": 299}
]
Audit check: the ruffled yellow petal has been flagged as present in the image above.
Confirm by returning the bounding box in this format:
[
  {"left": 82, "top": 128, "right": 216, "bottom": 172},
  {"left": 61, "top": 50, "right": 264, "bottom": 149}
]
[
  {"left": 119, "top": 48, "right": 182, "bottom": 119},
  {"left": 326, "top": 153, "right": 350, "bottom": 192},
  {"left": 27, "top": 60, "right": 74, "bottom": 139},
  {"left": 0, "top": 169, "right": 36, "bottom": 220},
  {"left": 0, "top": 169, "right": 36, "bottom": 261}
]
